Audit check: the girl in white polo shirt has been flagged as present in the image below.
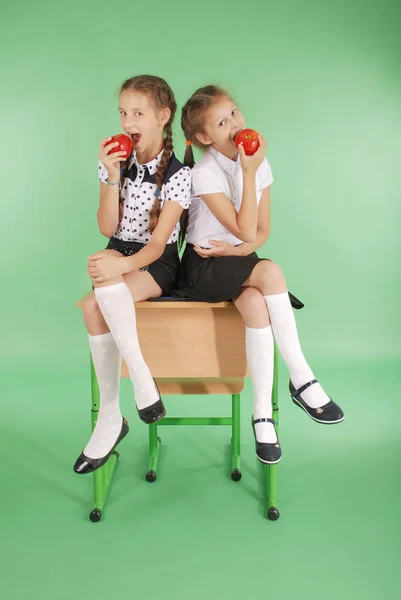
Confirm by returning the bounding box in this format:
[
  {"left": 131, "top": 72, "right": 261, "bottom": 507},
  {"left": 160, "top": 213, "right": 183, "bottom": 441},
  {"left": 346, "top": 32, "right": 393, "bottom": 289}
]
[
  {"left": 74, "top": 75, "right": 191, "bottom": 475},
  {"left": 175, "top": 84, "right": 344, "bottom": 465}
]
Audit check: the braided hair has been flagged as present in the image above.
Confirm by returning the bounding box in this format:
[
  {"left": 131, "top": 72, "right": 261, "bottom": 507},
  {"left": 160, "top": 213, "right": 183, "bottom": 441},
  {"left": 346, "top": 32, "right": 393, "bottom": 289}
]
[
  {"left": 118, "top": 75, "right": 177, "bottom": 233},
  {"left": 179, "top": 85, "right": 231, "bottom": 244}
]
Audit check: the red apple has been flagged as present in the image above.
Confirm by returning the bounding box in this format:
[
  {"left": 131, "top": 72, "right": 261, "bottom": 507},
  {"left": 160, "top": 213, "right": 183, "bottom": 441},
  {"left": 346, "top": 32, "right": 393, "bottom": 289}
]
[
  {"left": 234, "top": 128, "right": 259, "bottom": 156},
  {"left": 108, "top": 133, "right": 133, "bottom": 156}
]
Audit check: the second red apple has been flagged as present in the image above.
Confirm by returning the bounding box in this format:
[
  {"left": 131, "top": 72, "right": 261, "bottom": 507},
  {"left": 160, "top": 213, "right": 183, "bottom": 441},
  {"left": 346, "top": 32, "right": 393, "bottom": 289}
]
[{"left": 234, "top": 129, "right": 259, "bottom": 156}]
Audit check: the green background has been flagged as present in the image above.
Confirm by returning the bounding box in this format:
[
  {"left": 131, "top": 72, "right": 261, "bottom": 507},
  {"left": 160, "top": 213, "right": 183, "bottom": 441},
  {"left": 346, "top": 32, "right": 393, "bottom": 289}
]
[{"left": 1, "top": 0, "right": 400, "bottom": 598}]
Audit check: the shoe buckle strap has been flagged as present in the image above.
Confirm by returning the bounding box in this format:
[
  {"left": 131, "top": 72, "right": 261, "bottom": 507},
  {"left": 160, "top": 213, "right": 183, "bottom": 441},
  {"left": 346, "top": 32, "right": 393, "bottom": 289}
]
[
  {"left": 253, "top": 417, "right": 277, "bottom": 426},
  {"left": 293, "top": 379, "right": 318, "bottom": 399}
]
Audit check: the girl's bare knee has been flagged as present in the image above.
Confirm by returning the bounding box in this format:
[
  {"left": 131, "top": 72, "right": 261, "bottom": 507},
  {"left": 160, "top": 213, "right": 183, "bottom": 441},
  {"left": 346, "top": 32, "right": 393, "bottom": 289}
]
[
  {"left": 256, "top": 260, "right": 286, "bottom": 292},
  {"left": 235, "top": 286, "right": 262, "bottom": 309},
  {"left": 262, "top": 260, "right": 283, "bottom": 279},
  {"left": 234, "top": 287, "right": 270, "bottom": 326},
  {"left": 82, "top": 293, "right": 98, "bottom": 316}
]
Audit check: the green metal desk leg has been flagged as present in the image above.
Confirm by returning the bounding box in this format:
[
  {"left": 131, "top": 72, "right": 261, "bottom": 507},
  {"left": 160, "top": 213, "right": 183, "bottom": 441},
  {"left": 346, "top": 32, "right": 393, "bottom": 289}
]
[
  {"left": 88, "top": 356, "right": 119, "bottom": 523},
  {"left": 231, "top": 393, "right": 242, "bottom": 481},
  {"left": 266, "top": 343, "right": 280, "bottom": 521},
  {"left": 146, "top": 422, "right": 160, "bottom": 483}
]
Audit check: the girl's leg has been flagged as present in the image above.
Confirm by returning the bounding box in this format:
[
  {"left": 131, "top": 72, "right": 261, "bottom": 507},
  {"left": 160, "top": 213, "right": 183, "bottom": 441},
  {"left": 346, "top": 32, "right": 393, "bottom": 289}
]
[
  {"left": 243, "top": 261, "right": 343, "bottom": 419},
  {"left": 81, "top": 330, "right": 122, "bottom": 461},
  {"left": 78, "top": 258, "right": 163, "bottom": 464},
  {"left": 233, "top": 288, "right": 280, "bottom": 460},
  {"left": 92, "top": 256, "right": 163, "bottom": 417}
]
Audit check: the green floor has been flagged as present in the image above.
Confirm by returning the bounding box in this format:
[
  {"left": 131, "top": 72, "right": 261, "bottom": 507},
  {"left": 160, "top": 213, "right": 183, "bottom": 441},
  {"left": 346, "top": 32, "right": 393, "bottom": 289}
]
[{"left": 2, "top": 358, "right": 400, "bottom": 599}]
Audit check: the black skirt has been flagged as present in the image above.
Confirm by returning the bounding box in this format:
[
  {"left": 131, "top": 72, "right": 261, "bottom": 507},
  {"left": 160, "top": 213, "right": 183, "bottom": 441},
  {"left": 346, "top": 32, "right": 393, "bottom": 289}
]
[
  {"left": 172, "top": 243, "right": 304, "bottom": 309},
  {"left": 106, "top": 237, "right": 179, "bottom": 296}
]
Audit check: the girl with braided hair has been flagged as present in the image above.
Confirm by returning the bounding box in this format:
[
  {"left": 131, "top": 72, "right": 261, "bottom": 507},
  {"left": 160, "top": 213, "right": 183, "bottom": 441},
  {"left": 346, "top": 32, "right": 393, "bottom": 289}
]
[
  {"left": 175, "top": 85, "right": 344, "bottom": 465},
  {"left": 74, "top": 75, "right": 191, "bottom": 474}
]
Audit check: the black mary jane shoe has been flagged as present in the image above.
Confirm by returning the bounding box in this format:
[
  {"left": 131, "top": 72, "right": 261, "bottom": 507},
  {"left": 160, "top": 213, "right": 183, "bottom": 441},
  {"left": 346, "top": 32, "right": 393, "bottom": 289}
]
[
  {"left": 252, "top": 417, "right": 282, "bottom": 465},
  {"left": 288, "top": 292, "right": 304, "bottom": 310},
  {"left": 137, "top": 379, "right": 166, "bottom": 424},
  {"left": 289, "top": 380, "right": 344, "bottom": 424},
  {"left": 73, "top": 417, "right": 129, "bottom": 475}
]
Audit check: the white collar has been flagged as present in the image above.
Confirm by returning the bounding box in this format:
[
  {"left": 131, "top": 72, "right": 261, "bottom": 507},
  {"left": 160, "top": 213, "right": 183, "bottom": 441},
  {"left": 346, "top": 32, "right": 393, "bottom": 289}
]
[
  {"left": 128, "top": 148, "right": 164, "bottom": 175},
  {"left": 208, "top": 146, "right": 240, "bottom": 175}
]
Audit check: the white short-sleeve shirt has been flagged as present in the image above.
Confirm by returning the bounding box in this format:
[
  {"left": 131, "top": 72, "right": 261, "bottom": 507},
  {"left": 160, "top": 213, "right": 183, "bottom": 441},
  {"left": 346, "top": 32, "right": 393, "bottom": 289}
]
[
  {"left": 186, "top": 146, "right": 273, "bottom": 248},
  {"left": 98, "top": 150, "right": 191, "bottom": 244}
]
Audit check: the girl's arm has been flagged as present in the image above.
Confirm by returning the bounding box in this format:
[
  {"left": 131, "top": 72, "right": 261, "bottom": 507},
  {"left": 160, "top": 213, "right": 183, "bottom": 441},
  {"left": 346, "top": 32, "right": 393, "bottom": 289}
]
[
  {"left": 194, "top": 187, "right": 270, "bottom": 258},
  {"left": 89, "top": 167, "right": 191, "bottom": 283},
  {"left": 97, "top": 181, "right": 121, "bottom": 237},
  {"left": 121, "top": 165, "right": 191, "bottom": 273},
  {"left": 97, "top": 138, "right": 127, "bottom": 237},
  {"left": 198, "top": 178, "right": 257, "bottom": 242},
  {"left": 87, "top": 202, "right": 184, "bottom": 284},
  {"left": 121, "top": 201, "right": 184, "bottom": 273},
  {"left": 198, "top": 136, "right": 267, "bottom": 243},
  {"left": 234, "top": 186, "right": 270, "bottom": 255}
]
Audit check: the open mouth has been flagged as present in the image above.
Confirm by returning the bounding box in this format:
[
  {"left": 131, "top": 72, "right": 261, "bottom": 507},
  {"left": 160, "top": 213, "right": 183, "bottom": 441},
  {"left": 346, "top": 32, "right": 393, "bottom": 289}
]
[{"left": 130, "top": 133, "right": 141, "bottom": 145}]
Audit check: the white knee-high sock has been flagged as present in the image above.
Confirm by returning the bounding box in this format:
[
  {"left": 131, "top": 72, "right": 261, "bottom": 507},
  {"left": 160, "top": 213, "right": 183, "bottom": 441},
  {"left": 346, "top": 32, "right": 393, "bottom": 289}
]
[
  {"left": 84, "top": 332, "right": 122, "bottom": 459},
  {"left": 264, "top": 292, "right": 330, "bottom": 409},
  {"left": 94, "top": 283, "right": 159, "bottom": 409},
  {"left": 246, "top": 325, "right": 277, "bottom": 444}
]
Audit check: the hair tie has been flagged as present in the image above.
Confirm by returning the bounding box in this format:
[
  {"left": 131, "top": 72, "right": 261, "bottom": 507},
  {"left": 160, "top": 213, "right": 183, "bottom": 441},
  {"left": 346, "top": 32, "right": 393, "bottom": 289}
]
[{"left": 185, "top": 140, "right": 192, "bottom": 146}]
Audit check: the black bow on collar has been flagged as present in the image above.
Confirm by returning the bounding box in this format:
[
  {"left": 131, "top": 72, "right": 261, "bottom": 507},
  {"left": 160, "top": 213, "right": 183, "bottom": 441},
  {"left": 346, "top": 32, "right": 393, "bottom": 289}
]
[{"left": 122, "top": 162, "right": 156, "bottom": 185}]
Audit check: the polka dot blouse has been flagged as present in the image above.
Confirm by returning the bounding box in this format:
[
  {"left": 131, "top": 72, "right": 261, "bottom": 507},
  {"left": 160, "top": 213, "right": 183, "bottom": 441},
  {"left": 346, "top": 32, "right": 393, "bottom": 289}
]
[{"left": 98, "top": 149, "right": 192, "bottom": 244}]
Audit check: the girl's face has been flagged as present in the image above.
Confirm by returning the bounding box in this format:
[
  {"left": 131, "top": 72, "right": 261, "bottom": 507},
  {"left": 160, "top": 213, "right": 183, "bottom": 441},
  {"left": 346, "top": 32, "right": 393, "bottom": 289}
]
[
  {"left": 119, "top": 89, "right": 170, "bottom": 158},
  {"left": 195, "top": 96, "right": 245, "bottom": 160}
]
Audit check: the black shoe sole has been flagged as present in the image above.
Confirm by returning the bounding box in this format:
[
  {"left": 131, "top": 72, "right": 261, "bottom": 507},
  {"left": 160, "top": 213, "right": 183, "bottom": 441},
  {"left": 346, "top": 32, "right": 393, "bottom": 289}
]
[
  {"left": 256, "top": 454, "right": 281, "bottom": 465},
  {"left": 291, "top": 396, "right": 345, "bottom": 424}
]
